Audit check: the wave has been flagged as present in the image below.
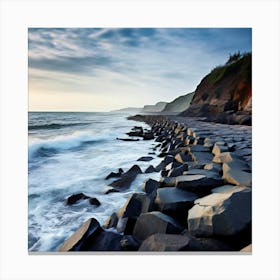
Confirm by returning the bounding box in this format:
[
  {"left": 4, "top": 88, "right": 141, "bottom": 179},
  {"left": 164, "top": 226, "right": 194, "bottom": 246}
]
[
  {"left": 28, "top": 132, "right": 112, "bottom": 159},
  {"left": 28, "top": 122, "right": 89, "bottom": 130}
]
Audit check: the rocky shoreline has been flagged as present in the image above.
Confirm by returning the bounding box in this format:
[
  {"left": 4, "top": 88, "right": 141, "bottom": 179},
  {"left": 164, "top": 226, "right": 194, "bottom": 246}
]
[{"left": 58, "top": 115, "right": 252, "bottom": 252}]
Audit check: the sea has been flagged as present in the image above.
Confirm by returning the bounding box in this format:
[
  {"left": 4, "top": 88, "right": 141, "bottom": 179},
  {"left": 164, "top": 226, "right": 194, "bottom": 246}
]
[{"left": 28, "top": 112, "right": 162, "bottom": 252}]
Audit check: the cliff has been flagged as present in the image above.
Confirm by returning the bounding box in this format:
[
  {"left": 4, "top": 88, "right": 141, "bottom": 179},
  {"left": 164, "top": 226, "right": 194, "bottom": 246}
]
[
  {"left": 161, "top": 92, "right": 195, "bottom": 115},
  {"left": 142, "top": 102, "right": 168, "bottom": 113},
  {"left": 180, "top": 53, "right": 252, "bottom": 125}
]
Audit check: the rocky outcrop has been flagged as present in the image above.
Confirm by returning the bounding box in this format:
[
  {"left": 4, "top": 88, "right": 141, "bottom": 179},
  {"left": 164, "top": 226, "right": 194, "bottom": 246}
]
[
  {"left": 161, "top": 92, "right": 195, "bottom": 115},
  {"left": 142, "top": 102, "right": 168, "bottom": 113},
  {"left": 180, "top": 53, "right": 252, "bottom": 125}
]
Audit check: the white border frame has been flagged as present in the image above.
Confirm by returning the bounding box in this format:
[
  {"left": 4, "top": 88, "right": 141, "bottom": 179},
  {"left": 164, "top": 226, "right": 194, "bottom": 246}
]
[{"left": 1, "top": 0, "right": 280, "bottom": 279}]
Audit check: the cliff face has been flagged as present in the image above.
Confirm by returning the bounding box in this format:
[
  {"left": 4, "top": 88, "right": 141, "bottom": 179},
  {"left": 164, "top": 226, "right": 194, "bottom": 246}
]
[
  {"left": 142, "top": 102, "right": 167, "bottom": 113},
  {"left": 180, "top": 53, "right": 252, "bottom": 125},
  {"left": 161, "top": 92, "right": 195, "bottom": 114}
]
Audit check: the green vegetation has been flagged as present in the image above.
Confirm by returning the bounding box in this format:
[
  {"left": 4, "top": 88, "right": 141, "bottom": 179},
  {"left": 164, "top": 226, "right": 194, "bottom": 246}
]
[{"left": 205, "top": 52, "right": 251, "bottom": 85}]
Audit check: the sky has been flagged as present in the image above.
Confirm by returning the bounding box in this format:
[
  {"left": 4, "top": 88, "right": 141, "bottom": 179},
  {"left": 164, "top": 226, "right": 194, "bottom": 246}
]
[{"left": 28, "top": 28, "right": 252, "bottom": 112}]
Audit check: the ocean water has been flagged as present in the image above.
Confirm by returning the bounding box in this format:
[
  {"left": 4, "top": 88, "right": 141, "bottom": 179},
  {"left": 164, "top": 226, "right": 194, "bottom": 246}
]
[{"left": 28, "top": 112, "right": 161, "bottom": 252}]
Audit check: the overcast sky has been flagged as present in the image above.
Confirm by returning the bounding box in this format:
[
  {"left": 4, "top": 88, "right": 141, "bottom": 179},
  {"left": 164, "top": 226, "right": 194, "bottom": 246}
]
[{"left": 28, "top": 28, "right": 251, "bottom": 112}]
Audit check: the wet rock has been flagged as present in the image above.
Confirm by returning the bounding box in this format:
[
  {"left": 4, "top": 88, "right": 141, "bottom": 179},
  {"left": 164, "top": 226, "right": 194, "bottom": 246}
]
[
  {"left": 167, "top": 163, "right": 188, "bottom": 177},
  {"left": 188, "top": 186, "right": 251, "bottom": 237},
  {"left": 79, "top": 230, "right": 122, "bottom": 251},
  {"left": 222, "top": 159, "right": 251, "bottom": 187},
  {"left": 144, "top": 165, "right": 157, "bottom": 173},
  {"left": 59, "top": 218, "right": 101, "bottom": 251},
  {"left": 137, "top": 156, "right": 153, "bottom": 162},
  {"left": 159, "top": 176, "right": 177, "bottom": 187},
  {"left": 155, "top": 188, "right": 198, "bottom": 222},
  {"left": 116, "top": 138, "right": 140, "bottom": 141},
  {"left": 103, "top": 212, "right": 118, "bottom": 229},
  {"left": 116, "top": 217, "right": 137, "bottom": 234},
  {"left": 143, "top": 132, "right": 154, "bottom": 140},
  {"left": 175, "top": 174, "right": 224, "bottom": 195},
  {"left": 133, "top": 211, "right": 183, "bottom": 241},
  {"left": 120, "top": 235, "right": 140, "bottom": 251},
  {"left": 190, "top": 151, "right": 213, "bottom": 164},
  {"left": 139, "top": 233, "right": 194, "bottom": 251},
  {"left": 109, "top": 165, "right": 142, "bottom": 190},
  {"left": 190, "top": 145, "right": 211, "bottom": 153},
  {"left": 64, "top": 193, "right": 89, "bottom": 205},
  {"left": 117, "top": 193, "right": 152, "bottom": 219},
  {"left": 105, "top": 168, "right": 124, "bottom": 180},
  {"left": 89, "top": 197, "right": 101, "bottom": 206},
  {"left": 104, "top": 188, "right": 120, "bottom": 194},
  {"left": 141, "top": 178, "right": 160, "bottom": 194},
  {"left": 174, "top": 152, "right": 191, "bottom": 164}
]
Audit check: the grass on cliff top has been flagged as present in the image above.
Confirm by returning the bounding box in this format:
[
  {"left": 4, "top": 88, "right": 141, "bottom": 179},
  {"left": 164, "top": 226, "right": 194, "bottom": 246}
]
[{"left": 205, "top": 52, "right": 251, "bottom": 85}]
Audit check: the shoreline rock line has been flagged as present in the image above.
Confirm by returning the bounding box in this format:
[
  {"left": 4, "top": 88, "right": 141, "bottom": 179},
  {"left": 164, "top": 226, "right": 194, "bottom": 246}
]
[{"left": 59, "top": 114, "right": 252, "bottom": 252}]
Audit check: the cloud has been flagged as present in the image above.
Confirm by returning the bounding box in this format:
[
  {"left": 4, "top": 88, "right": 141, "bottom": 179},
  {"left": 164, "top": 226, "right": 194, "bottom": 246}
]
[{"left": 28, "top": 28, "right": 251, "bottom": 111}]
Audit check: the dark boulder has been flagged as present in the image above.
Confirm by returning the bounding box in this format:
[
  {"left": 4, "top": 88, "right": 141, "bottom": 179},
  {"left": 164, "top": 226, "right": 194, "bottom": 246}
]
[
  {"left": 109, "top": 165, "right": 142, "bottom": 191},
  {"left": 116, "top": 217, "right": 137, "bottom": 234},
  {"left": 144, "top": 165, "right": 157, "bottom": 173},
  {"left": 103, "top": 212, "right": 118, "bottom": 229},
  {"left": 120, "top": 235, "right": 140, "bottom": 251},
  {"left": 141, "top": 178, "right": 160, "bottom": 194},
  {"left": 116, "top": 138, "right": 140, "bottom": 141},
  {"left": 105, "top": 168, "right": 124, "bottom": 180},
  {"left": 167, "top": 163, "right": 189, "bottom": 177},
  {"left": 88, "top": 197, "right": 101, "bottom": 206},
  {"left": 133, "top": 211, "right": 183, "bottom": 241},
  {"left": 117, "top": 193, "right": 152, "bottom": 219},
  {"left": 79, "top": 230, "right": 123, "bottom": 251},
  {"left": 64, "top": 193, "right": 89, "bottom": 205},
  {"left": 139, "top": 233, "right": 194, "bottom": 251},
  {"left": 155, "top": 187, "right": 198, "bottom": 223},
  {"left": 59, "top": 218, "right": 101, "bottom": 251},
  {"left": 188, "top": 186, "right": 252, "bottom": 237},
  {"left": 175, "top": 174, "right": 224, "bottom": 196},
  {"left": 137, "top": 156, "right": 153, "bottom": 162}
]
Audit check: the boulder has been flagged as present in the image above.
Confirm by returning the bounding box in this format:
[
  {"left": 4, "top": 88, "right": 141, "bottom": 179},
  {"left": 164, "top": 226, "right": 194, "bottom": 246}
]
[
  {"left": 222, "top": 159, "right": 251, "bottom": 187},
  {"left": 141, "top": 178, "right": 160, "bottom": 194},
  {"left": 174, "top": 152, "right": 192, "bottom": 164},
  {"left": 155, "top": 188, "right": 198, "bottom": 222},
  {"left": 137, "top": 156, "right": 153, "bottom": 162},
  {"left": 88, "top": 197, "right": 101, "bottom": 206},
  {"left": 133, "top": 211, "right": 183, "bottom": 241},
  {"left": 116, "top": 138, "right": 140, "bottom": 141},
  {"left": 188, "top": 186, "right": 251, "bottom": 237},
  {"left": 116, "top": 217, "right": 137, "bottom": 234},
  {"left": 120, "top": 235, "right": 140, "bottom": 251},
  {"left": 144, "top": 165, "right": 156, "bottom": 173},
  {"left": 104, "top": 188, "right": 120, "bottom": 194},
  {"left": 159, "top": 176, "right": 177, "bottom": 187},
  {"left": 59, "top": 218, "right": 101, "bottom": 251},
  {"left": 64, "top": 193, "right": 89, "bottom": 205},
  {"left": 212, "top": 143, "right": 229, "bottom": 156},
  {"left": 175, "top": 174, "right": 224, "bottom": 195},
  {"left": 143, "top": 132, "right": 154, "bottom": 140},
  {"left": 139, "top": 233, "right": 194, "bottom": 251},
  {"left": 167, "top": 163, "right": 188, "bottom": 177},
  {"left": 109, "top": 165, "right": 142, "bottom": 190},
  {"left": 105, "top": 168, "right": 124, "bottom": 180},
  {"left": 165, "top": 161, "right": 181, "bottom": 172},
  {"left": 103, "top": 212, "right": 118, "bottom": 229},
  {"left": 190, "top": 151, "right": 213, "bottom": 164},
  {"left": 117, "top": 193, "right": 152, "bottom": 219},
  {"left": 79, "top": 230, "right": 122, "bottom": 251},
  {"left": 190, "top": 145, "right": 211, "bottom": 153}
]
